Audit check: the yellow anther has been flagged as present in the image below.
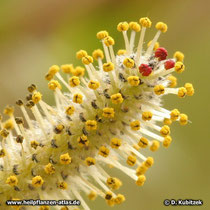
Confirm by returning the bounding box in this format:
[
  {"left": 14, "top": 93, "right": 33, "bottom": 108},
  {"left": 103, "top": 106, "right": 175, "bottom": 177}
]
[
  {"left": 127, "top": 76, "right": 140, "bottom": 86},
  {"left": 82, "top": 55, "right": 93, "bottom": 65},
  {"left": 88, "top": 191, "right": 97, "bottom": 200},
  {"left": 179, "top": 114, "right": 188, "bottom": 125},
  {"left": 142, "top": 111, "right": 153, "bottom": 121},
  {"left": 106, "top": 198, "right": 115, "bottom": 207},
  {"left": 96, "top": 31, "right": 109, "bottom": 40},
  {"left": 60, "top": 207, "right": 69, "bottom": 210},
  {"left": 65, "top": 106, "right": 75, "bottom": 116},
  {"left": 117, "top": 49, "right": 126, "bottom": 55},
  {"left": 88, "top": 80, "right": 100, "bottom": 90},
  {"left": 178, "top": 87, "right": 187, "bottom": 98},
  {"left": 144, "top": 157, "right": 154, "bottom": 168},
  {"left": 133, "top": 144, "right": 140, "bottom": 151},
  {"left": 85, "top": 157, "right": 96, "bottom": 166},
  {"left": 163, "top": 136, "right": 172, "bottom": 148},
  {"left": 85, "top": 120, "right": 97, "bottom": 131},
  {"left": 3, "top": 119, "right": 14, "bottom": 130},
  {"left": 114, "top": 194, "right": 125, "bottom": 204},
  {"left": 160, "top": 125, "right": 170, "bottom": 136},
  {"left": 49, "top": 65, "right": 60, "bottom": 75},
  {"left": 110, "top": 138, "right": 121, "bottom": 149},
  {"left": 44, "top": 163, "right": 55, "bottom": 175},
  {"left": 127, "top": 155, "right": 137, "bottom": 166},
  {"left": 54, "top": 124, "right": 65, "bottom": 134},
  {"left": 32, "top": 176, "right": 44, "bottom": 187},
  {"left": 45, "top": 73, "right": 54, "bottom": 81},
  {"left": 138, "top": 137, "right": 148, "bottom": 148},
  {"left": 184, "top": 83, "right": 194, "bottom": 96},
  {"left": 39, "top": 206, "right": 50, "bottom": 210},
  {"left": 73, "top": 66, "right": 85, "bottom": 77},
  {"left": 170, "top": 109, "right": 180, "bottom": 121},
  {"left": 105, "top": 191, "right": 113, "bottom": 200},
  {"left": 0, "top": 149, "right": 6, "bottom": 158},
  {"left": 154, "top": 84, "right": 165, "bottom": 95},
  {"left": 73, "top": 93, "right": 83, "bottom": 104},
  {"left": 76, "top": 50, "right": 88, "bottom": 59},
  {"left": 139, "top": 17, "right": 152, "bottom": 28},
  {"left": 61, "top": 64, "right": 74, "bottom": 74},
  {"left": 123, "top": 58, "right": 135, "bottom": 68},
  {"left": 136, "top": 164, "right": 148, "bottom": 176},
  {"left": 111, "top": 93, "right": 123, "bottom": 104},
  {"left": 136, "top": 175, "right": 146, "bottom": 186},
  {"left": 77, "top": 135, "right": 89, "bottom": 147},
  {"left": 130, "top": 120, "right": 140, "bottom": 131},
  {"left": 175, "top": 61, "right": 185, "bottom": 73},
  {"left": 98, "top": 146, "right": 110, "bottom": 157},
  {"left": 102, "top": 107, "right": 115, "bottom": 118},
  {"left": 31, "top": 140, "right": 39, "bottom": 149},
  {"left": 103, "top": 62, "right": 114, "bottom": 72},
  {"left": 69, "top": 76, "right": 80, "bottom": 87},
  {"left": 129, "top": 21, "right": 141, "bottom": 32},
  {"left": 6, "top": 176, "right": 18, "bottom": 186},
  {"left": 57, "top": 181, "right": 68, "bottom": 190},
  {"left": 32, "top": 92, "right": 42, "bottom": 104},
  {"left": 104, "top": 36, "right": 115, "bottom": 46},
  {"left": 48, "top": 80, "right": 62, "bottom": 90},
  {"left": 60, "top": 153, "right": 71, "bottom": 165},
  {"left": 167, "top": 75, "right": 177, "bottom": 88},
  {"left": 174, "top": 51, "right": 184, "bottom": 62},
  {"left": 117, "top": 22, "right": 129, "bottom": 31},
  {"left": 4, "top": 105, "right": 14, "bottom": 116},
  {"left": 92, "top": 49, "right": 104, "bottom": 60},
  {"left": 106, "top": 177, "right": 122, "bottom": 190},
  {"left": 155, "top": 22, "right": 168, "bottom": 33},
  {"left": 150, "top": 140, "right": 160, "bottom": 151},
  {"left": 147, "top": 40, "right": 160, "bottom": 51},
  {"left": 11, "top": 198, "right": 21, "bottom": 210},
  {"left": 0, "top": 129, "right": 9, "bottom": 138},
  {"left": 164, "top": 118, "right": 172, "bottom": 125}
]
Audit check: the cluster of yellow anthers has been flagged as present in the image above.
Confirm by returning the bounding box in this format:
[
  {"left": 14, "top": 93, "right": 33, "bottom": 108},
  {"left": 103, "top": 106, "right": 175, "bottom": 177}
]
[{"left": 0, "top": 17, "right": 194, "bottom": 210}]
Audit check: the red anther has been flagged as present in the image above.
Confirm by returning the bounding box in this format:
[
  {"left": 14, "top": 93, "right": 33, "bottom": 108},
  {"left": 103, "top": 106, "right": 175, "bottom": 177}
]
[
  {"left": 139, "top": 64, "right": 152, "bottom": 76},
  {"left": 155, "top": 47, "right": 168, "bottom": 60},
  {"left": 164, "top": 60, "right": 175, "bottom": 70}
]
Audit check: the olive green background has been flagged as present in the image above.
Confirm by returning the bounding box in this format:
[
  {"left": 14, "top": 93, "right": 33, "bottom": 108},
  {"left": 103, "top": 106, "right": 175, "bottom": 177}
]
[{"left": 0, "top": 0, "right": 209, "bottom": 209}]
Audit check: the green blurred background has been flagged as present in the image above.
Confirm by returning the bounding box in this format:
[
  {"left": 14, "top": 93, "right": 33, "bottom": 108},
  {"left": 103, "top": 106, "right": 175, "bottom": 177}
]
[{"left": 0, "top": 0, "right": 209, "bottom": 209}]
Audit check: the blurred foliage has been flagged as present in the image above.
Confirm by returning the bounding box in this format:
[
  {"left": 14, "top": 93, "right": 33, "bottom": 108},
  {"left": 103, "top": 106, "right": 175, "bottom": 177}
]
[{"left": 0, "top": 0, "right": 209, "bottom": 209}]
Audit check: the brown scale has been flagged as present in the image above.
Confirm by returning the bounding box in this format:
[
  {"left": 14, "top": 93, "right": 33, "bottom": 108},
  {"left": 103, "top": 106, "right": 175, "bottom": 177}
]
[
  {"left": 26, "top": 94, "right": 32, "bottom": 101},
  {"left": 32, "top": 154, "right": 38, "bottom": 163},
  {"left": 91, "top": 100, "right": 99, "bottom": 109},
  {"left": 79, "top": 113, "right": 86, "bottom": 122},
  {"left": 28, "top": 184, "right": 35, "bottom": 190},
  {"left": 26, "top": 100, "right": 35, "bottom": 108},
  {"left": 15, "top": 117, "right": 23, "bottom": 125},
  {"left": 0, "top": 129, "right": 9, "bottom": 138},
  {"left": 51, "top": 139, "right": 58, "bottom": 148},
  {"left": 82, "top": 127, "right": 88, "bottom": 136},
  {"left": 49, "top": 156, "right": 57, "bottom": 164},
  {"left": 16, "top": 135, "right": 24, "bottom": 143},
  {"left": 16, "top": 99, "right": 23, "bottom": 106},
  {"left": 13, "top": 165, "right": 19, "bottom": 175},
  {"left": 103, "top": 89, "right": 110, "bottom": 99},
  {"left": 95, "top": 115, "right": 102, "bottom": 123},
  {"left": 28, "top": 84, "right": 37, "bottom": 93},
  {"left": 118, "top": 73, "right": 127, "bottom": 82}
]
